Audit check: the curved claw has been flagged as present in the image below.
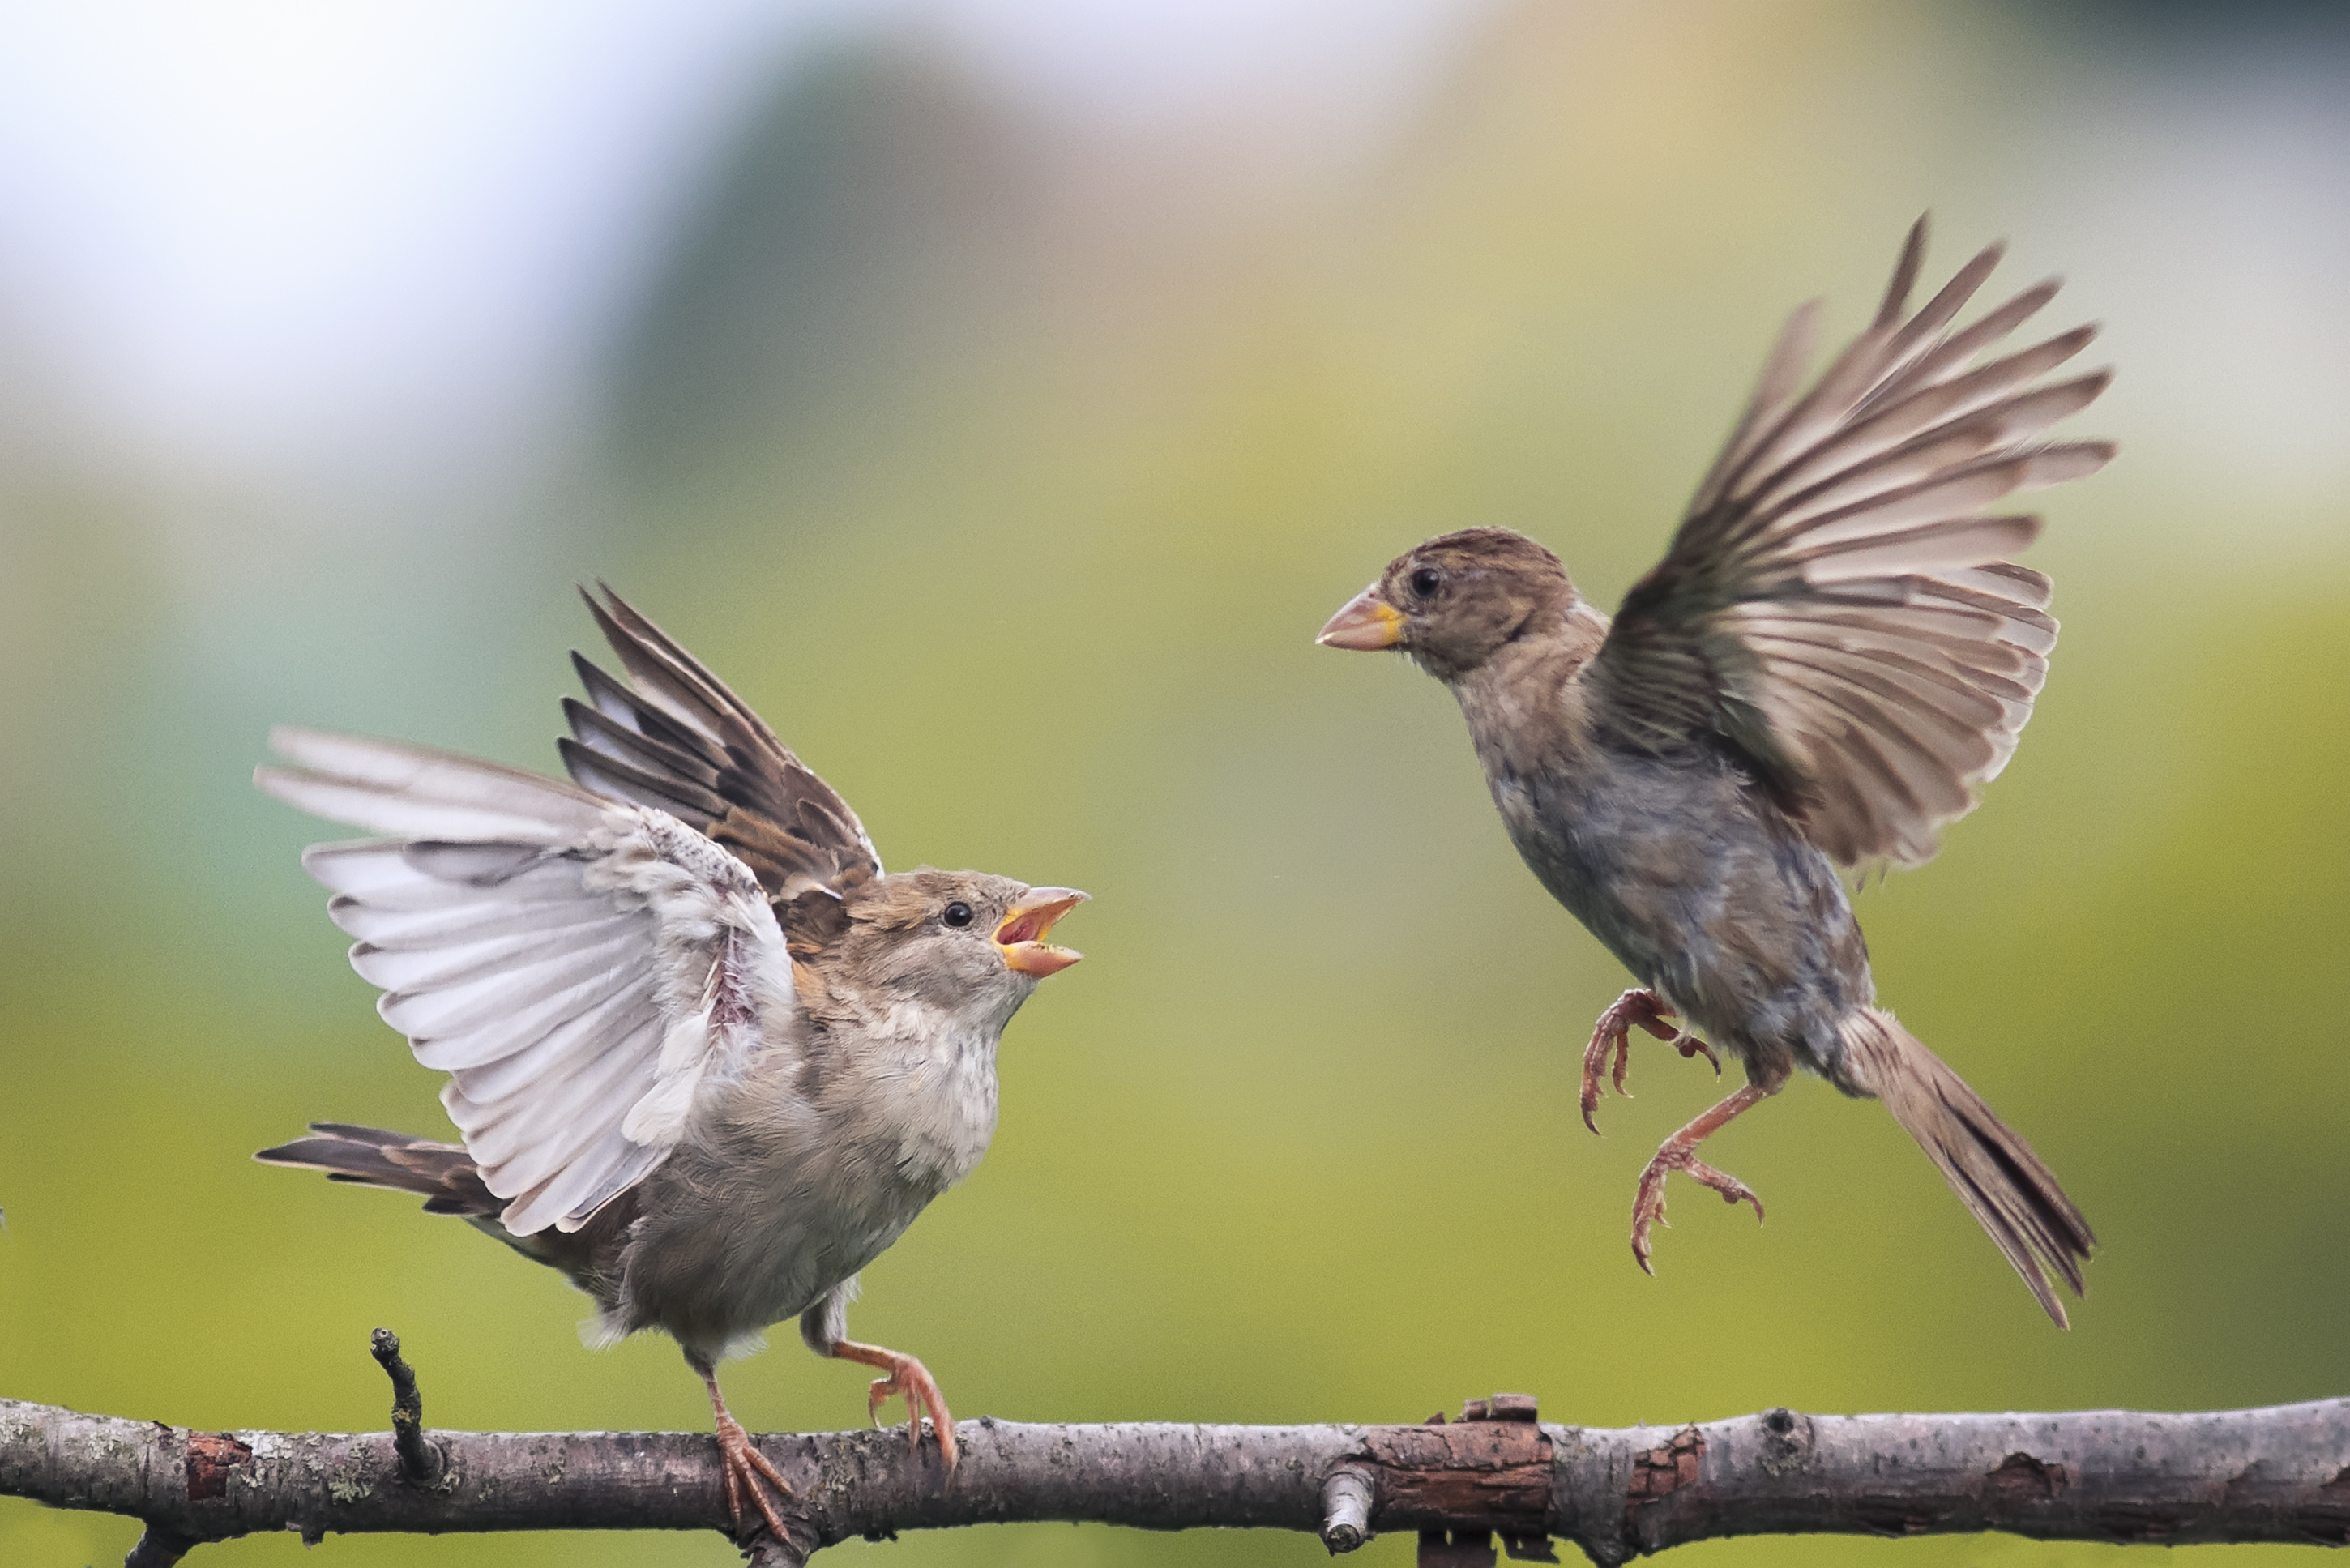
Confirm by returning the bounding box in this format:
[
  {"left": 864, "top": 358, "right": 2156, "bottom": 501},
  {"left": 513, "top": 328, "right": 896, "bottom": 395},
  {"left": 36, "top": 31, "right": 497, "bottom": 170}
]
[
  {"left": 1626, "top": 1080, "right": 1778, "bottom": 1275},
  {"left": 1581, "top": 989, "right": 1705, "bottom": 1134},
  {"left": 1580, "top": 1022, "right": 1631, "bottom": 1134},
  {"left": 711, "top": 1407, "right": 794, "bottom": 1544},
  {"left": 834, "top": 1339, "right": 961, "bottom": 1472},
  {"left": 1632, "top": 1153, "right": 1766, "bottom": 1272},
  {"left": 1630, "top": 1173, "right": 1670, "bottom": 1277},
  {"left": 1673, "top": 1033, "right": 1723, "bottom": 1075}
]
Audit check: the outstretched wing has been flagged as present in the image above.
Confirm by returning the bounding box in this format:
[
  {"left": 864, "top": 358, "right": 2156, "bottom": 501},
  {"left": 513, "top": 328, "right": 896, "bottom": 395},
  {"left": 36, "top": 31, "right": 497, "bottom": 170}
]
[
  {"left": 257, "top": 728, "right": 797, "bottom": 1235},
  {"left": 558, "top": 587, "right": 882, "bottom": 904},
  {"left": 1589, "top": 218, "right": 2114, "bottom": 867}
]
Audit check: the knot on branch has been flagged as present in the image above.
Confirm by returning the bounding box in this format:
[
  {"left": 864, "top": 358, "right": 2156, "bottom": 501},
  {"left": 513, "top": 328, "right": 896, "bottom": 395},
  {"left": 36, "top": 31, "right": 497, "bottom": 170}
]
[
  {"left": 1318, "top": 1394, "right": 1559, "bottom": 1562},
  {"left": 1626, "top": 1425, "right": 1703, "bottom": 1510},
  {"left": 184, "top": 1432, "right": 250, "bottom": 1502},
  {"left": 1986, "top": 1451, "right": 2070, "bottom": 1504},
  {"left": 1315, "top": 1393, "right": 1558, "bottom": 1566}
]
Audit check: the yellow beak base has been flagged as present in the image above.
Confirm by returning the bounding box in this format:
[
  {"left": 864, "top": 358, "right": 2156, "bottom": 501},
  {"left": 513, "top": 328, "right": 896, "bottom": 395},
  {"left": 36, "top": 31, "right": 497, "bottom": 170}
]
[
  {"left": 995, "top": 887, "right": 1088, "bottom": 978},
  {"left": 1316, "top": 587, "right": 1404, "bottom": 650}
]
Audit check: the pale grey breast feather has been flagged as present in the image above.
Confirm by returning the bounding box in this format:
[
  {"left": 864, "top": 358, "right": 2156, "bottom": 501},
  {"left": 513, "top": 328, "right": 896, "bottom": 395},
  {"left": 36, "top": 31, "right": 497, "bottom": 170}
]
[{"left": 257, "top": 727, "right": 802, "bottom": 1237}]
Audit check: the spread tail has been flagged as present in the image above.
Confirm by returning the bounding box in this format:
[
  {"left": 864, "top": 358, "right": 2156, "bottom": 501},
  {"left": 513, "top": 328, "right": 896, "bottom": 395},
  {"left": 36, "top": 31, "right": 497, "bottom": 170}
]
[
  {"left": 257, "top": 1122, "right": 617, "bottom": 1288},
  {"left": 255, "top": 1123, "right": 500, "bottom": 1219},
  {"left": 1839, "top": 1009, "right": 2094, "bottom": 1326}
]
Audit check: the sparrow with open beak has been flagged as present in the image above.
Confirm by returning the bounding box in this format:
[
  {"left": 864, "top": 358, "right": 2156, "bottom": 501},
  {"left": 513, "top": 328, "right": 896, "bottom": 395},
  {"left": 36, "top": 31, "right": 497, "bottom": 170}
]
[
  {"left": 255, "top": 588, "right": 1086, "bottom": 1540},
  {"left": 1318, "top": 220, "right": 2104, "bottom": 1323}
]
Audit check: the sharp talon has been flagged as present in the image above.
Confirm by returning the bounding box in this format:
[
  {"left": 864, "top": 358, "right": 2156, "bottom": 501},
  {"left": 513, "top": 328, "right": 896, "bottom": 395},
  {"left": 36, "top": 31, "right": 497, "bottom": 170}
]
[
  {"left": 741, "top": 1443, "right": 791, "bottom": 1492},
  {"left": 1611, "top": 1077, "right": 1779, "bottom": 1276},
  {"left": 1673, "top": 1032, "right": 1722, "bottom": 1075},
  {"left": 1579, "top": 1025, "right": 1617, "bottom": 1135},
  {"left": 1631, "top": 1223, "right": 1660, "bottom": 1275},
  {"left": 713, "top": 1416, "right": 794, "bottom": 1544},
  {"left": 871, "top": 1370, "right": 928, "bottom": 1453},
  {"left": 831, "top": 1340, "right": 959, "bottom": 1473},
  {"left": 702, "top": 1365, "right": 795, "bottom": 1545},
  {"left": 1584, "top": 989, "right": 1716, "bottom": 1129}
]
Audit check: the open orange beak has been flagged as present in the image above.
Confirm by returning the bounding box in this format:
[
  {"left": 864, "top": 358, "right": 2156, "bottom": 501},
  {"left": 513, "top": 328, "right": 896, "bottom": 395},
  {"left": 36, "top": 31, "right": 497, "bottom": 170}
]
[
  {"left": 1315, "top": 584, "right": 1404, "bottom": 651},
  {"left": 995, "top": 887, "right": 1088, "bottom": 978}
]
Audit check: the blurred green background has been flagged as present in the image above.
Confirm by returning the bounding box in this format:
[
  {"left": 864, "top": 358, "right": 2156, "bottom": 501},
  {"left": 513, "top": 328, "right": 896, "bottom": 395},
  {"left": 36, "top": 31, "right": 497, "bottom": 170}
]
[{"left": 4, "top": 2, "right": 2348, "bottom": 1565}]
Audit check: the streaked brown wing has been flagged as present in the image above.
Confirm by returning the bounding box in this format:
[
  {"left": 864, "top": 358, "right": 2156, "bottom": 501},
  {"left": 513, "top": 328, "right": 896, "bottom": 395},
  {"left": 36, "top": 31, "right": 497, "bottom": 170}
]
[
  {"left": 559, "top": 587, "right": 882, "bottom": 901},
  {"left": 1589, "top": 217, "right": 2113, "bottom": 867}
]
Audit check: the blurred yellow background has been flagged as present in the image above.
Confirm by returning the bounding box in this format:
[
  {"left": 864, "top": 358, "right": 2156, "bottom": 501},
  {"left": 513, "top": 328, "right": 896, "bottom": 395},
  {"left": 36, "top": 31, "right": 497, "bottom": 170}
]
[{"left": 4, "top": 2, "right": 2348, "bottom": 1565}]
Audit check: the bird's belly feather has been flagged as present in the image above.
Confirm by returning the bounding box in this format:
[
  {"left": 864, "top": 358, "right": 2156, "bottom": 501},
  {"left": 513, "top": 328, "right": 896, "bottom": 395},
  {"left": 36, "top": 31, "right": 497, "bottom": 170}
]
[
  {"left": 1492, "top": 750, "right": 1872, "bottom": 1075},
  {"left": 608, "top": 1037, "right": 998, "bottom": 1357}
]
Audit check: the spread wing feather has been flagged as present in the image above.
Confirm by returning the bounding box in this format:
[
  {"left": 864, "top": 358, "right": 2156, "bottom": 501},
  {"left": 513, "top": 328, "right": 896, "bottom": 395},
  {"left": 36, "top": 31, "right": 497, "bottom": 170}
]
[
  {"left": 1592, "top": 217, "right": 2114, "bottom": 866},
  {"left": 558, "top": 587, "right": 882, "bottom": 903},
  {"left": 258, "top": 726, "right": 797, "bottom": 1236}
]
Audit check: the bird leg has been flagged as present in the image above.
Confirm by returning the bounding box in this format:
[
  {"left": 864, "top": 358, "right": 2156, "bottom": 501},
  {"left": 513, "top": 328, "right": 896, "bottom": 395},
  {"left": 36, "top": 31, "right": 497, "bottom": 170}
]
[
  {"left": 1630, "top": 1079, "right": 1780, "bottom": 1275},
  {"left": 827, "top": 1338, "right": 959, "bottom": 1470},
  {"left": 1580, "top": 988, "right": 1720, "bottom": 1133},
  {"left": 693, "top": 1358, "right": 793, "bottom": 1543}
]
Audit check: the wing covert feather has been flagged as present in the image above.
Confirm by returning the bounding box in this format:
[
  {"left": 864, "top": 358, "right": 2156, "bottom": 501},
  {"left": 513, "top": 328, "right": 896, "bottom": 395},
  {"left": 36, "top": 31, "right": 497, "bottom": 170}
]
[
  {"left": 560, "top": 587, "right": 882, "bottom": 904},
  {"left": 258, "top": 729, "right": 799, "bottom": 1235}
]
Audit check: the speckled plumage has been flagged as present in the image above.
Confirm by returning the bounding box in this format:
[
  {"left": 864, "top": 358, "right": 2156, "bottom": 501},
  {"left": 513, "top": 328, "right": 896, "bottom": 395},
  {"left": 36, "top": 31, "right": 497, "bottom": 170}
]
[{"left": 1319, "top": 221, "right": 2101, "bottom": 1322}]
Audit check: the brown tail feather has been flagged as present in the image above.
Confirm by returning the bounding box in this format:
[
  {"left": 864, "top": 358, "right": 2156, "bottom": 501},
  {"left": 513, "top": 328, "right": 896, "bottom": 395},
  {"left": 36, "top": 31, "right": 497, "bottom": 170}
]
[
  {"left": 255, "top": 1123, "right": 500, "bottom": 1219},
  {"left": 1839, "top": 1009, "right": 2094, "bottom": 1326}
]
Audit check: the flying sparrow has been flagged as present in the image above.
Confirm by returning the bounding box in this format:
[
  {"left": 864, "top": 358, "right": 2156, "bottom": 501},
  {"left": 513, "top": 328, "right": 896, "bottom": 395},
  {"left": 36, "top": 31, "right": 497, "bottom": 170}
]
[
  {"left": 1317, "top": 220, "right": 2104, "bottom": 1322},
  {"left": 256, "top": 588, "right": 1086, "bottom": 1537}
]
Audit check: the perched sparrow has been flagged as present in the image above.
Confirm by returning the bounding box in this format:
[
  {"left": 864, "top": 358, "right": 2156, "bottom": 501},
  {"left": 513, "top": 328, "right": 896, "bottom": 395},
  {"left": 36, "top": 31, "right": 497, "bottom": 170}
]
[
  {"left": 1318, "top": 221, "right": 2104, "bottom": 1323},
  {"left": 255, "top": 589, "right": 1086, "bottom": 1536}
]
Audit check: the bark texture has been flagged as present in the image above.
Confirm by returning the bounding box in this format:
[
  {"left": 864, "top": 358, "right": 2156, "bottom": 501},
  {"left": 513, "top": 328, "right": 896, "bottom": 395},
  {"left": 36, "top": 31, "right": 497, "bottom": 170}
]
[{"left": 4, "top": 1393, "right": 2347, "bottom": 1565}]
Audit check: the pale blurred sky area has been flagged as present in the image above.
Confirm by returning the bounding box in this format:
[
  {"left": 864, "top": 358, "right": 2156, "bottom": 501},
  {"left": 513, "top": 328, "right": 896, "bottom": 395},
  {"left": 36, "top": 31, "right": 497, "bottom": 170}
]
[
  {"left": 0, "top": 0, "right": 1489, "bottom": 476},
  {"left": 0, "top": 2, "right": 2344, "bottom": 527}
]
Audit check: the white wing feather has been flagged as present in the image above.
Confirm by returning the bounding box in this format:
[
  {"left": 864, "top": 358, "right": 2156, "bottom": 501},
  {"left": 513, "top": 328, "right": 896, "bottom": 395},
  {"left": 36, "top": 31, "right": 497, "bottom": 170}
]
[{"left": 258, "top": 726, "right": 798, "bottom": 1236}]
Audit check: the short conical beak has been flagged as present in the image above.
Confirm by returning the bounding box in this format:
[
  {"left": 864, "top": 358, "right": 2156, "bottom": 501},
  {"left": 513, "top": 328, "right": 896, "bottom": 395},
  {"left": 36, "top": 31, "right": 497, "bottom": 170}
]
[
  {"left": 1316, "top": 584, "right": 1404, "bottom": 650},
  {"left": 995, "top": 887, "right": 1088, "bottom": 978}
]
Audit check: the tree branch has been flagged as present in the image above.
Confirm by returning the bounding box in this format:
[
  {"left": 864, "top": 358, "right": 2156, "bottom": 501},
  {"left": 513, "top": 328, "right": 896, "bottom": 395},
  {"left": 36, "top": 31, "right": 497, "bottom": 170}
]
[{"left": 5, "top": 1361, "right": 2346, "bottom": 1566}]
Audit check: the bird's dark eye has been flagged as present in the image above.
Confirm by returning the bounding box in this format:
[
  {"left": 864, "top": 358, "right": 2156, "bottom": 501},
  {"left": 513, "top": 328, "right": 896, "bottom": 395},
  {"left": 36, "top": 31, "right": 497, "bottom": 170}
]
[
  {"left": 942, "top": 901, "right": 974, "bottom": 928},
  {"left": 1409, "top": 566, "right": 1442, "bottom": 598}
]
